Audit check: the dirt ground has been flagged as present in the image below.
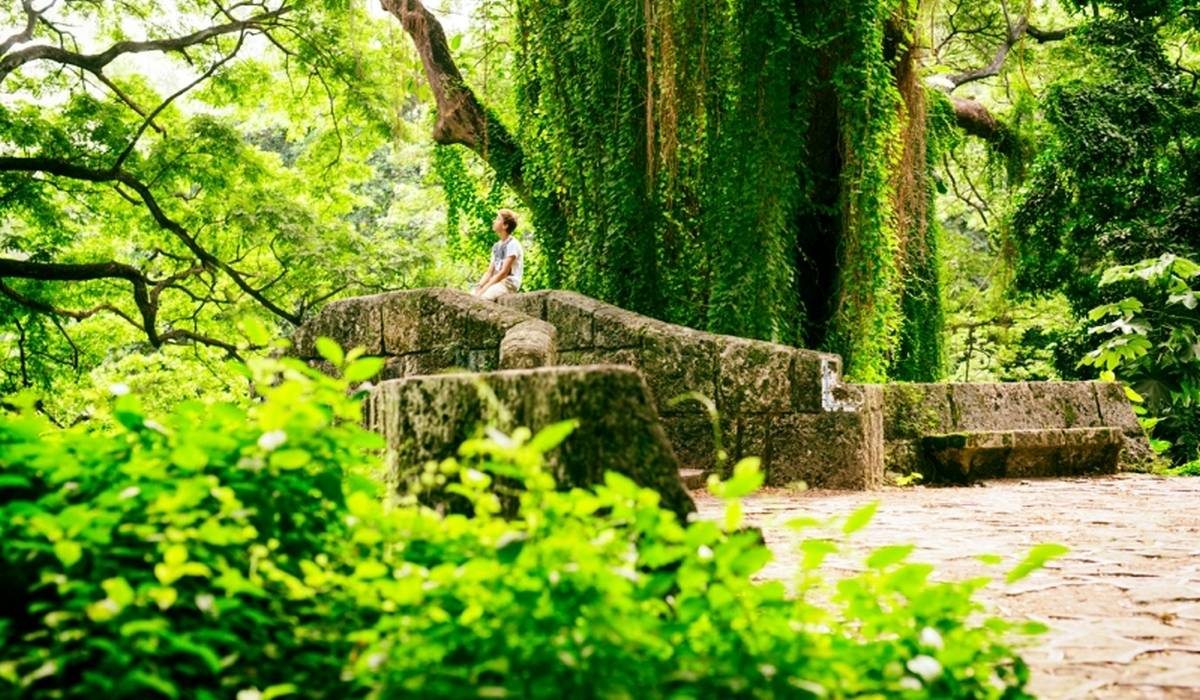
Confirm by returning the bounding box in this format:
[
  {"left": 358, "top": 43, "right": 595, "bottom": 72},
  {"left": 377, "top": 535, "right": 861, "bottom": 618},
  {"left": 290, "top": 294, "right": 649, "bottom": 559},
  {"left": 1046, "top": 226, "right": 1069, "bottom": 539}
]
[{"left": 692, "top": 474, "right": 1200, "bottom": 699}]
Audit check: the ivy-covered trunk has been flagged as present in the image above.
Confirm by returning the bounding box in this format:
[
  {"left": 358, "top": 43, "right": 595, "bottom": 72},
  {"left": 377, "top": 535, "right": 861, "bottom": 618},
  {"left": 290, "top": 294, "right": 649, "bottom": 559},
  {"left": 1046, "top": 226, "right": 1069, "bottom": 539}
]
[{"left": 506, "top": 0, "right": 943, "bottom": 381}]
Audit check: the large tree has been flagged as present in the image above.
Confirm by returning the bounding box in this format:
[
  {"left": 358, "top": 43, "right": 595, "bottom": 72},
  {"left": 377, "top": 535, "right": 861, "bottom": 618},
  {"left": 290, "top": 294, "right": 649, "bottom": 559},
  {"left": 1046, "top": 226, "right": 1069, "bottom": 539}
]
[{"left": 386, "top": 0, "right": 945, "bottom": 381}]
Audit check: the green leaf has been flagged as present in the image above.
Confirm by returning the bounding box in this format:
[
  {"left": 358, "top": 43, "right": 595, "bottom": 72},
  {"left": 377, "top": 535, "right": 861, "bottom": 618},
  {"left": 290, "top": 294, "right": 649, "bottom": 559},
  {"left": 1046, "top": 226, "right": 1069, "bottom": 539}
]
[
  {"left": 865, "top": 544, "right": 913, "bottom": 569},
  {"left": 241, "top": 317, "right": 271, "bottom": 346},
  {"left": 102, "top": 577, "right": 135, "bottom": 607},
  {"left": 263, "top": 684, "right": 300, "bottom": 699},
  {"left": 54, "top": 540, "right": 82, "bottom": 567},
  {"left": 171, "top": 444, "right": 209, "bottom": 470},
  {"left": 316, "top": 337, "right": 344, "bottom": 367},
  {"left": 0, "top": 475, "right": 31, "bottom": 489},
  {"left": 1006, "top": 543, "right": 1070, "bottom": 584},
  {"left": 715, "top": 458, "right": 763, "bottom": 498},
  {"left": 528, "top": 420, "right": 578, "bottom": 452},
  {"left": 344, "top": 357, "right": 385, "bottom": 383},
  {"left": 842, "top": 501, "right": 878, "bottom": 535},
  {"left": 271, "top": 449, "right": 312, "bottom": 470},
  {"left": 165, "top": 544, "right": 188, "bottom": 566},
  {"left": 354, "top": 560, "right": 389, "bottom": 579}
]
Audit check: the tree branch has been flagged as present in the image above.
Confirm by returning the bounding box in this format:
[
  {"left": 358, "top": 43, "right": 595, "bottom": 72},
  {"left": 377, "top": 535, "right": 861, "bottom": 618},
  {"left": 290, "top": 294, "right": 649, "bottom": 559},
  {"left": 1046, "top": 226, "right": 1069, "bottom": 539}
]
[
  {"left": 380, "top": 0, "right": 529, "bottom": 202},
  {"left": 0, "top": 6, "right": 289, "bottom": 83},
  {"left": 0, "top": 0, "right": 50, "bottom": 57},
  {"left": 947, "top": 16, "right": 1074, "bottom": 89},
  {"left": 0, "top": 156, "right": 302, "bottom": 324},
  {"left": 0, "top": 265, "right": 151, "bottom": 336}
]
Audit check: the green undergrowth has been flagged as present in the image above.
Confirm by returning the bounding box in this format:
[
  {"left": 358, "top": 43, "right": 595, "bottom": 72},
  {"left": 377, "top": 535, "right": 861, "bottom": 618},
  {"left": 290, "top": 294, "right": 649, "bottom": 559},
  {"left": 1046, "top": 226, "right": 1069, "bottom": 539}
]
[{"left": 0, "top": 346, "right": 1061, "bottom": 698}]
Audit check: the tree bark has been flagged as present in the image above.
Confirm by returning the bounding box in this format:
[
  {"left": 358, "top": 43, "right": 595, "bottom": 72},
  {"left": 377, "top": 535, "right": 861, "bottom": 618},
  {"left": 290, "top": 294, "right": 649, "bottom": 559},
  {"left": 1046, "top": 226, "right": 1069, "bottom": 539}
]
[{"left": 380, "top": 0, "right": 529, "bottom": 202}]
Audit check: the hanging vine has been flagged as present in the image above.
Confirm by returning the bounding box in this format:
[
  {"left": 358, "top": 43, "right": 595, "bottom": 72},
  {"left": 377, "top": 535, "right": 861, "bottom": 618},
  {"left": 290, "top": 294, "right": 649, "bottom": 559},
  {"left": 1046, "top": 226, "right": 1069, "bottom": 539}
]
[{"left": 433, "top": 0, "right": 944, "bottom": 380}]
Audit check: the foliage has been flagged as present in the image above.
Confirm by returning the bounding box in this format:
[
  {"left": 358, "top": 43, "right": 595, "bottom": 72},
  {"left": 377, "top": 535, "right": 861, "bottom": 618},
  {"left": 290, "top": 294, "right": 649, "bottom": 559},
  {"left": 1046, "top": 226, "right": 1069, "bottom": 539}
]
[
  {"left": 0, "top": 348, "right": 1056, "bottom": 698},
  {"left": 1010, "top": 16, "right": 1200, "bottom": 312},
  {"left": 0, "top": 0, "right": 457, "bottom": 407},
  {"left": 1081, "top": 254, "right": 1200, "bottom": 464},
  {"left": 505, "top": 0, "right": 939, "bottom": 380}
]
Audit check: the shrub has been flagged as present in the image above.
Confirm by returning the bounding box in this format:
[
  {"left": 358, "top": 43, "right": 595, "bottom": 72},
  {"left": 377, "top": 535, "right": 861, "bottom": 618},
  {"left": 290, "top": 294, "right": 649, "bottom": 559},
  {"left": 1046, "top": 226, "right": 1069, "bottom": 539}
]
[
  {"left": 1081, "top": 253, "right": 1200, "bottom": 465},
  {"left": 2, "top": 350, "right": 1053, "bottom": 698}
]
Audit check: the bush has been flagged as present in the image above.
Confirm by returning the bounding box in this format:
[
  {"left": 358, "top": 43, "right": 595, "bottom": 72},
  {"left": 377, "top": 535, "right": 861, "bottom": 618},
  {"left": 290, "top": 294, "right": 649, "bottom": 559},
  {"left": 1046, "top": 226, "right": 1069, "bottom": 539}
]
[
  {"left": 1081, "top": 254, "right": 1200, "bottom": 465},
  {"left": 2, "top": 350, "right": 1053, "bottom": 698}
]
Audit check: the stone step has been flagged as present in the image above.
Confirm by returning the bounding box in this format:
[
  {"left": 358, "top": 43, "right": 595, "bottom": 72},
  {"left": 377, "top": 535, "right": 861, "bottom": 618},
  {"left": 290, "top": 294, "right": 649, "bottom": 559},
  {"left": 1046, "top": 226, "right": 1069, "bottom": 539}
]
[
  {"left": 922, "top": 427, "right": 1122, "bottom": 483},
  {"left": 679, "top": 468, "right": 708, "bottom": 490}
]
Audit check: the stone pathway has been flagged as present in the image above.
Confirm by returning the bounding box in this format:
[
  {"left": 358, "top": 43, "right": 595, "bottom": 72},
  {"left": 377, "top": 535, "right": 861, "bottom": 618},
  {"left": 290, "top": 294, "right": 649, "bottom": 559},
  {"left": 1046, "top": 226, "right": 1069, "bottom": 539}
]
[{"left": 693, "top": 474, "right": 1200, "bottom": 699}]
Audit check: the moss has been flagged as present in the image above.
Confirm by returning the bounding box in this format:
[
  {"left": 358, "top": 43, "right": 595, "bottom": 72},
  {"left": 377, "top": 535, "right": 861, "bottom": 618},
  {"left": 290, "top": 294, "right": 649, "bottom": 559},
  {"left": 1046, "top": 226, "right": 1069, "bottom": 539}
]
[
  {"left": 886, "top": 384, "right": 945, "bottom": 438},
  {"left": 1062, "top": 401, "right": 1079, "bottom": 428}
]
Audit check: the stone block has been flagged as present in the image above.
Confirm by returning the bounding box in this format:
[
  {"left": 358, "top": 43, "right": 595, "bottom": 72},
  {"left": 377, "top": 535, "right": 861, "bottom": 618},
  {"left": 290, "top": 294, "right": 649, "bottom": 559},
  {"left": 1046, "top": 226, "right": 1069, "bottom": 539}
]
[
  {"left": 921, "top": 427, "right": 1122, "bottom": 483},
  {"left": 947, "top": 382, "right": 1042, "bottom": 431},
  {"left": 734, "top": 417, "right": 769, "bottom": 473},
  {"left": 381, "top": 355, "right": 421, "bottom": 380},
  {"left": 499, "top": 320, "right": 557, "bottom": 369},
  {"left": 716, "top": 337, "right": 794, "bottom": 414},
  {"left": 466, "top": 349, "right": 501, "bottom": 372},
  {"left": 658, "top": 413, "right": 733, "bottom": 473},
  {"left": 593, "top": 304, "right": 658, "bottom": 348},
  {"left": 884, "top": 440, "right": 924, "bottom": 476},
  {"left": 461, "top": 296, "right": 530, "bottom": 349},
  {"left": 639, "top": 325, "right": 718, "bottom": 414},
  {"left": 296, "top": 294, "right": 383, "bottom": 357},
  {"left": 556, "top": 348, "right": 641, "bottom": 369},
  {"left": 378, "top": 292, "right": 426, "bottom": 355},
  {"left": 498, "top": 291, "right": 549, "bottom": 320},
  {"left": 364, "top": 365, "right": 695, "bottom": 521},
  {"left": 791, "top": 351, "right": 834, "bottom": 413},
  {"left": 404, "top": 345, "right": 471, "bottom": 375},
  {"left": 766, "top": 385, "right": 884, "bottom": 490},
  {"left": 1023, "top": 381, "right": 1105, "bottom": 429},
  {"left": 882, "top": 383, "right": 954, "bottom": 439},
  {"left": 544, "top": 291, "right": 606, "bottom": 350},
  {"left": 1094, "top": 381, "right": 1144, "bottom": 434}
]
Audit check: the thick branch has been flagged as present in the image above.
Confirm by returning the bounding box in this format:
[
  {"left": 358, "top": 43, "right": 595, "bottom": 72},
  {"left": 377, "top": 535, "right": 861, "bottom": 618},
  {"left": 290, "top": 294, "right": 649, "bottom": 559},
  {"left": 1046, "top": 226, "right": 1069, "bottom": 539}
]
[
  {"left": 948, "top": 17, "right": 1074, "bottom": 89},
  {"left": 0, "top": 259, "right": 156, "bottom": 340},
  {"left": 0, "top": 156, "right": 302, "bottom": 324},
  {"left": 951, "top": 96, "right": 1004, "bottom": 140},
  {"left": 380, "top": 0, "right": 528, "bottom": 202},
  {"left": 0, "top": 6, "right": 288, "bottom": 83},
  {"left": 0, "top": 0, "right": 47, "bottom": 56}
]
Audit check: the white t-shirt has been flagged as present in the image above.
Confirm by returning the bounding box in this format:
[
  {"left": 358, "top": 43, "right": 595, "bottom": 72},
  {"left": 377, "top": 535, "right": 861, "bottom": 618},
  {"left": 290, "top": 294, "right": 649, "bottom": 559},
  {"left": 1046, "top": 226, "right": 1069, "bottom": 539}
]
[{"left": 490, "top": 236, "right": 524, "bottom": 290}]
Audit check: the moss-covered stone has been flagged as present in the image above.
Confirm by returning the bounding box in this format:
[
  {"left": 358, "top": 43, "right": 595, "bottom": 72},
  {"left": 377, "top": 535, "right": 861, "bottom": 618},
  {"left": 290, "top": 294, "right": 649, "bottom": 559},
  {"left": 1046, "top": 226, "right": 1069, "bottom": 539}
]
[
  {"left": 716, "top": 337, "right": 794, "bottom": 414},
  {"left": 921, "top": 427, "right": 1122, "bottom": 483},
  {"left": 767, "top": 385, "right": 884, "bottom": 489},
  {"left": 363, "top": 365, "right": 695, "bottom": 521},
  {"left": 499, "top": 320, "right": 557, "bottom": 369},
  {"left": 882, "top": 383, "right": 952, "bottom": 439}
]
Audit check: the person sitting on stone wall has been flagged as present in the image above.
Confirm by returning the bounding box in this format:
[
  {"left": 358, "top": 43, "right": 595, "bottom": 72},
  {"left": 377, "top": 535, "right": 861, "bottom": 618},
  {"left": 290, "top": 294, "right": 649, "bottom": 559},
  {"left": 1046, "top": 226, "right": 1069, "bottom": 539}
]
[{"left": 471, "top": 208, "right": 524, "bottom": 301}]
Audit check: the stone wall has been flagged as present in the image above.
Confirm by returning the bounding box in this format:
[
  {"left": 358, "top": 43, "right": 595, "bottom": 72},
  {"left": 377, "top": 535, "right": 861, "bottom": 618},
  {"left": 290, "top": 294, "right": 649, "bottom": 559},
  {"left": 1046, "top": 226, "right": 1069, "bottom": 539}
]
[
  {"left": 883, "top": 381, "right": 1153, "bottom": 474},
  {"left": 292, "top": 287, "right": 1149, "bottom": 495},
  {"left": 363, "top": 365, "right": 694, "bottom": 521},
  {"left": 291, "top": 288, "right": 883, "bottom": 491},
  {"left": 500, "top": 291, "right": 883, "bottom": 489},
  {"left": 291, "top": 288, "right": 556, "bottom": 377}
]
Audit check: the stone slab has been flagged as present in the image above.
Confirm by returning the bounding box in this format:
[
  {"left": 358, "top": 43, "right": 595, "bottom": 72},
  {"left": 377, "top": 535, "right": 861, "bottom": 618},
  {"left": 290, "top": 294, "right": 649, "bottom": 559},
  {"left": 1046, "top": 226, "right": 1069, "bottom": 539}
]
[
  {"left": 716, "top": 337, "right": 795, "bottom": 414},
  {"left": 882, "top": 383, "right": 955, "bottom": 439},
  {"left": 292, "top": 294, "right": 383, "bottom": 357},
  {"left": 364, "top": 364, "right": 694, "bottom": 521},
  {"left": 921, "top": 427, "right": 1122, "bottom": 483},
  {"left": 766, "top": 385, "right": 884, "bottom": 490},
  {"left": 499, "top": 319, "right": 557, "bottom": 369}
]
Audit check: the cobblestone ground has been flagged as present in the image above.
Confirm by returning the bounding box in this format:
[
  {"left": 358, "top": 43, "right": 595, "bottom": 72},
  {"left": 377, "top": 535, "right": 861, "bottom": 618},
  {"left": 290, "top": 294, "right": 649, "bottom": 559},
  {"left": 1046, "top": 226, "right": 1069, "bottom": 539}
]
[{"left": 692, "top": 474, "right": 1200, "bottom": 699}]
